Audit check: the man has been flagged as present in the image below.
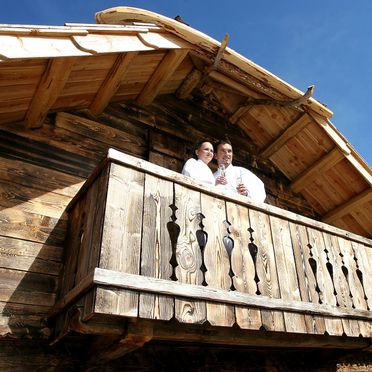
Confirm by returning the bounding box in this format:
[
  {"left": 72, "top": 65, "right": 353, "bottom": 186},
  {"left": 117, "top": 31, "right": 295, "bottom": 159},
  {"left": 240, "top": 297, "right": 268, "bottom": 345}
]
[{"left": 214, "top": 140, "right": 266, "bottom": 203}]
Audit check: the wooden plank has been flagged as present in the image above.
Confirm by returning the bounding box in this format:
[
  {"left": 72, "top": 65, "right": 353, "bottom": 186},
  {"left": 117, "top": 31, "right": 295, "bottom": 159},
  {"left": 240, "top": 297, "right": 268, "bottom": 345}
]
[
  {"left": 226, "top": 202, "right": 262, "bottom": 330},
  {"left": 306, "top": 228, "right": 344, "bottom": 336},
  {"left": 137, "top": 49, "right": 189, "bottom": 105},
  {"left": 269, "top": 216, "right": 307, "bottom": 333},
  {"left": 322, "top": 188, "right": 372, "bottom": 223},
  {"left": 55, "top": 112, "right": 147, "bottom": 157},
  {"left": 248, "top": 209, "right": 285, "bottom": 331},
  {"left": 173, "top": 183, "right": 206, "bottom": 324},
  {"left": 201, "top": 194, "right": 235, "bottom": 327},
  {"left": 289, "top": 223, "right": 326, "bottom": 334},
  {"left": 290, "top": 147, "right": 344, "bottom": 192},
  {"left": 337, "top": 237, "right": 370, "bottom": 337},
  {"left": 0, "top": 268, "right": 57, "bottom": 307},
  {"left": 322, "top": 233, "right": 361, "bottom": 337},
  {"left": 0, "top": 156, "right": 83, "bottom": 197},
  {"left": 260, "top": 113, "right": 312, "bottom": 158},
  {"left": 0, "top": 236, "right": 61, "bottom": 276},
  {"left": 75, "top": 168, "right": 109, "bottom": 285},
  {"left": 24, "top": 57, "right": 76, "bottom": 128},
  {"left": 0, "top": 179, "right": 70, "bottom": 220},
  {"left": 351, "top": 241, "right": 372, "bottom": 311},
  {"left": 90, "top": 268, "right": 372, "bottom": 320},
  {"left": 89, "top": 52, "right": 138, "bottom": 115},
  {"left": 0, "top": 208, "right": 67, "bottom": 246},
  {"left": 139, "top": 174, "right": 174, "bottom": 321},
  {"left": 95, "top": 162, "right": 144, "bottom": 316}
]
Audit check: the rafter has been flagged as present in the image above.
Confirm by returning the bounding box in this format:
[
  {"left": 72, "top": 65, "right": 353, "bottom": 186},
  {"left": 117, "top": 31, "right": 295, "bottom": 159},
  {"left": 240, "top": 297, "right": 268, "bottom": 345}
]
[
  {"left": 290, "top": 147, "right": 344, "bottom": 193},
  {"left": 25, "top": 57, "right": 76, "bottom": 129},
  {"left": 136, "top": 49, "right": 189, "bottom": 106},
  {"left": 322, "top": 188, "right": 372, "bottom": 223},
  {"left": 176, "top": 34, "right": 228, "bottom": 100},
  {"left": 89, "top": 52, "right": 138, "bottom": 116},
  {"left": 260, "top": 113, "right": 312, "bottom": 158}
]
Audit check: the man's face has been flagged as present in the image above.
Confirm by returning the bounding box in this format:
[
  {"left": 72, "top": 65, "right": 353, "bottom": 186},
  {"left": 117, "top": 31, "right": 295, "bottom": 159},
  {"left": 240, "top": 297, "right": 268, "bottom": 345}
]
[{"left": 215, "top": 143, "right": 233, "bottom": 167}]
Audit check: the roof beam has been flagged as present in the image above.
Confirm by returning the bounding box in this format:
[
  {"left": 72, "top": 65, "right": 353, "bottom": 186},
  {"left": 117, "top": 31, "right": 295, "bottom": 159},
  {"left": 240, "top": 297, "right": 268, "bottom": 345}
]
[
  {"left": 290, "top": 147, "right": 344, "bottom": 193},
  {"left": 24, "top": 57, "right": 76, "bottom": 129},
  {"left": 137, "top": 49, "right": 189, "bottom": 106},
  {"left": 89, "top": 52, "right": 138, "bottom": 116},
  {"left": 176, "top": 68, "right": 203, "bottom": 99},
  {"left": 322, "top": 188, "right": 372, "bottom": 223},
  {"left": 260, "top": 113, "right": 312, "bottom": 158}
]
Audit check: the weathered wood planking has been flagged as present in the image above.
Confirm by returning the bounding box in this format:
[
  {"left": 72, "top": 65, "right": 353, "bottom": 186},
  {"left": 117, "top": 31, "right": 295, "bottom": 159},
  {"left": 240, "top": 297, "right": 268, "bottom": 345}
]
[
  {"left": 306, "top": 228, "right": 343, "bottom": 336},
  {"left": 289, "top": 223, "right": 326, "bottom": 334},
  {"left": 173, "top": 183, "right": 206, "bottom": 324},
  {"left": 248, "top": 209, "right": 284, "bottom": 331},
  {"left": 0, "top": 236, "right": 61, "bottom": 276},
  {"left": 321, "top": 233, "right": 361, "bottom": 337},
  {"left": 269, "top": 215, "right": 307, "bottom": 333},
  {"left": 95, "top": 163, "right": 144, "bottom": 316},
  {"left": 337, "top": 237, "right": 370, "bottom": 337},
  {"left": 201, "top": 194, "right": 234, "bottom": 327},
  {"left": 225, "top": 202, "right": 261, "bottom": 330},
  {"left": 139, "top": 174, "right": 174, "bottom": 321}
]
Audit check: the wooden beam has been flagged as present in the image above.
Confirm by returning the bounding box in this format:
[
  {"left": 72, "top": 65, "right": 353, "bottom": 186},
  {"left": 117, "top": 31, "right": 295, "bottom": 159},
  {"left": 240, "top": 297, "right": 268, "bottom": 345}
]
[
  {"left": 91, "top": 268, "right": 372, "bottom": 320},
  {"left": 322, "top": 188, "right": 372, "bottom": 223},
  {"left": 209, "top": 70, "right": 262, "bottom": 99},
  {"left": 290, "top": 147, "right": 344, "bottom": 193},
  {"left": 89, "top": 52, "right": 138, "bottom": 116},
  {"left": 88, "top": 323, "right": 153, "bottom": 362},
  {"left": 260, "top": 113, "right": 313, "bottom": 158},
  {"left": 176, "top": 68, "right": 203, "bottom": 99},
  {"left": 137, "top": 49, "right": 189, "bottom": 105},
  {"left": 24, "top": 57, "right": 76, "bottom": 129}
]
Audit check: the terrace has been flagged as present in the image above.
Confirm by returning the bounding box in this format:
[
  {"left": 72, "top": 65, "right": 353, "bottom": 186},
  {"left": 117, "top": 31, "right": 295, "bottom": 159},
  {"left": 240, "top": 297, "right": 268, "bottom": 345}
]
[{"left": 50, "top": 149, "right": 372, "bottom": 358}]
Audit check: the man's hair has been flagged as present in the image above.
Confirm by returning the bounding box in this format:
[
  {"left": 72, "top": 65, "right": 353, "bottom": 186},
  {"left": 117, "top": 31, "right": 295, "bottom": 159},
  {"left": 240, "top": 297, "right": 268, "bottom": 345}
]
[{"left": 214, "top": 139, "right": 232, "bottom": 152}]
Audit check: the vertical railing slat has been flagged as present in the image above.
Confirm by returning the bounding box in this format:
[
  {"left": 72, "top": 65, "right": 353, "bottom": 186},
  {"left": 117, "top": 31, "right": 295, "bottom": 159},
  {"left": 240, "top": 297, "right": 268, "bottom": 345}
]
[
  {"left": 306, "top": 228, "right": 343, "bottom": 336},
  {"left": 226, "top": 202, "right": 262, "bottom": 330},
  {"left": 322, "top": 233, "right": 361, "bottom": 337},
  {"left": 139, "top": 174, "right": 174, "bottom": 321},
  {"left": 270, "top": 216, "right": 307, "bottom": 333},
  {"left": 95, "top": 163, "right": 144, "bottom": 316},
  {"left": 174, "top": 184, "right": 206, "bottom": 324},
  {"left": 248, "top": 209, "right": 284, "bottom": 331},
  {"left": 289, "top": 222, "right": 326, "bottom": 334},
  {"left": 202, "top": 194, "right": 235, "bottom": 327}
]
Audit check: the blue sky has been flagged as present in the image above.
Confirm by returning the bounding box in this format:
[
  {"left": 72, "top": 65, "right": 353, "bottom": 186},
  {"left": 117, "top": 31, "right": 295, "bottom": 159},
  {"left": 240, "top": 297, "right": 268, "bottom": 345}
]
[{"left": 1, "top": 0, "right": 371, "bottom": 165}]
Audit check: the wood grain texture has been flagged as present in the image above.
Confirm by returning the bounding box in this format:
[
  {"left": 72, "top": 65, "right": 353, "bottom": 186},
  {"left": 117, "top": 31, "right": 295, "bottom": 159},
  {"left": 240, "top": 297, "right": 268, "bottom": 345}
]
[
  {"left": 269, "top": 215, "right": 307, "bottom": 333},
  {"left": 95, "top": 162, "right": 144, "bottom": 316},
  {"left": 139, "top": 174, "right": 174, "bottom": 321},
  {"left": 201, "top": 194, "right": 235, "bottom": 327},
  {"left": 173, "top": 183, "right": 206, "bottom": 324},
  {"left": 225, "top": 201, "right": 261, "bottom": 330},
  {"left": 248, "top": 209, "right": 284, "bottom": 331}
]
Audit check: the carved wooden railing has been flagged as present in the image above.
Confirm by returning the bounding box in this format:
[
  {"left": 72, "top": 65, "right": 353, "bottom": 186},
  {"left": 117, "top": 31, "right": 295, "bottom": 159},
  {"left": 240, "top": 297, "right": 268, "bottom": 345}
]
[{"left": 52, "top": 149, "right": 372, "bottom": 343}]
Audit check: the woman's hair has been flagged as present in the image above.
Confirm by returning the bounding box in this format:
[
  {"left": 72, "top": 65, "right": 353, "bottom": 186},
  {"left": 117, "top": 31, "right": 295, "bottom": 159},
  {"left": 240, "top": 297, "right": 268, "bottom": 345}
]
[{"left": 192, "top": 139, "right": 213, "bottom": 159}]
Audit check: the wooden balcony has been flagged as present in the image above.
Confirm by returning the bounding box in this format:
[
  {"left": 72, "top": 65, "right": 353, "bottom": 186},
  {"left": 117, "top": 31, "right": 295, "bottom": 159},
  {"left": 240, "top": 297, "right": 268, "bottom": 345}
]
[{"left": 51, "top": 149, "right": 372, "bottom": 352}]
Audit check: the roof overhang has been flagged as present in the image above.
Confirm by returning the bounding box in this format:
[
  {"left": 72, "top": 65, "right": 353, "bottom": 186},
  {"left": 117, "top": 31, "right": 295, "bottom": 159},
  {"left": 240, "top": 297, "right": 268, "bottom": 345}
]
[{"left": 0, "top": 7, "right": 370, "bottom": 237}]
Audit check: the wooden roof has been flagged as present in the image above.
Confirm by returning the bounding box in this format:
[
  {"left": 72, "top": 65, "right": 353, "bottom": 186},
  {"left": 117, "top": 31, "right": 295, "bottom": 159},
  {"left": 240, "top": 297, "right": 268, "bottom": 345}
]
[{"left": 0, "top": 6, "right": 370, "bottom": 237}]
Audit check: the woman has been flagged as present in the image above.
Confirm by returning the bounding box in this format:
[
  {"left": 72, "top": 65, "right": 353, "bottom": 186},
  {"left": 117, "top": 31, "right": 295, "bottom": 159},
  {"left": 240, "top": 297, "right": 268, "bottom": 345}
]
[{"left": 182, "top": 140, "right": 215, "bottom": 186}]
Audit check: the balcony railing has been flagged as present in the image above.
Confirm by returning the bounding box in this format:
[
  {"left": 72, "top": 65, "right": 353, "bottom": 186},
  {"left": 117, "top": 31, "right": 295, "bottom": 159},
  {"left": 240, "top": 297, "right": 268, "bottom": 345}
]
[{"left": 51, "top": 149, "right": 372, "bottom": 345}]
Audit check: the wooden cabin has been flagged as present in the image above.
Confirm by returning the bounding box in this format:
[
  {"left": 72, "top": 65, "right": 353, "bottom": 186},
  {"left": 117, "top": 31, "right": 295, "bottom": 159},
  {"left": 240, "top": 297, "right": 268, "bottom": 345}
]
[{"left": 0, "top": 6, "right": 371, "bottom": 371}]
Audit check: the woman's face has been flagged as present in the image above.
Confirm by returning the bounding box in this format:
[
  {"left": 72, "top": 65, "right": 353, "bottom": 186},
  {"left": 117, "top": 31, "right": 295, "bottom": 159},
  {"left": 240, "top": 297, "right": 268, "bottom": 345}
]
[{"left": 195, "top": 142, "right": 214, "bottom": 164}]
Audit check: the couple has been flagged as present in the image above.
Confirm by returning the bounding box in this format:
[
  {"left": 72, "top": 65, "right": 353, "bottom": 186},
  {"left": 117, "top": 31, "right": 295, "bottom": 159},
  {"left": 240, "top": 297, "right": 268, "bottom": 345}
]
[{"left": 182, "top": 139, "right": 266, "bottom": 203}]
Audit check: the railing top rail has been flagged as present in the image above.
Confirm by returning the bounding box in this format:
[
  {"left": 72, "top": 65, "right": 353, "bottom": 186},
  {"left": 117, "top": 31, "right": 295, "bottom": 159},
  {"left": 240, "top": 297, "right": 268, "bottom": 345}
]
[{"left": 67, "top": 148, "right": 372, "bottom": 247}]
